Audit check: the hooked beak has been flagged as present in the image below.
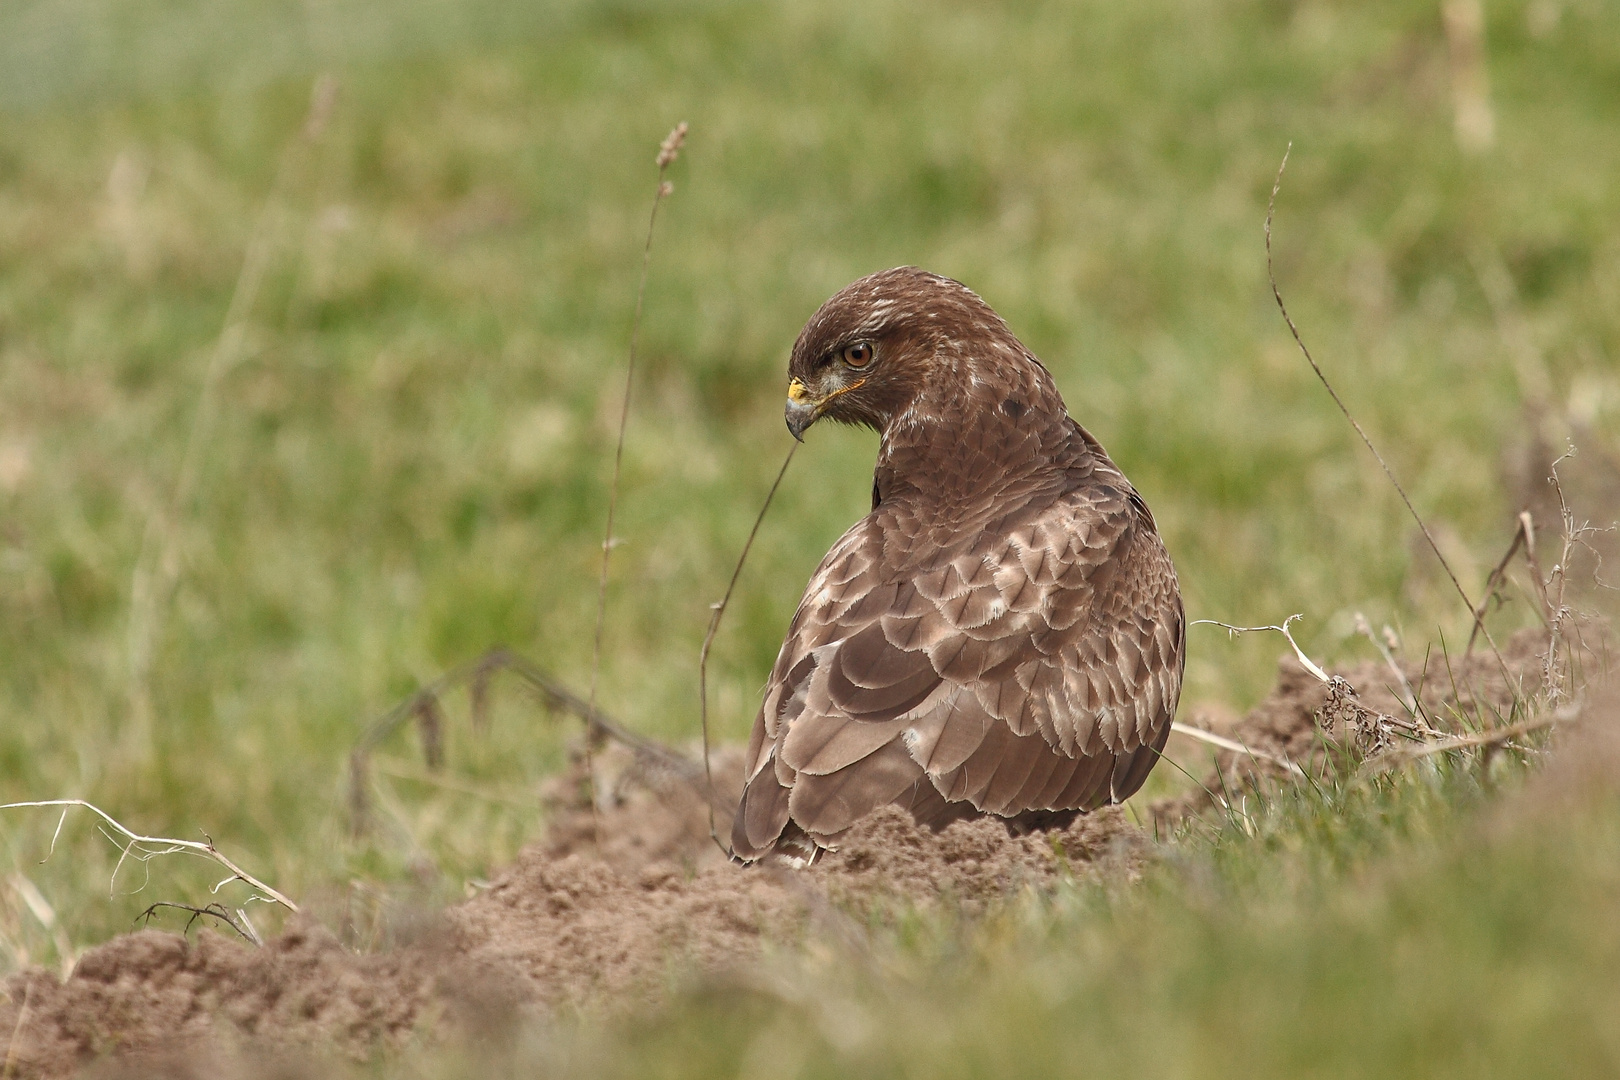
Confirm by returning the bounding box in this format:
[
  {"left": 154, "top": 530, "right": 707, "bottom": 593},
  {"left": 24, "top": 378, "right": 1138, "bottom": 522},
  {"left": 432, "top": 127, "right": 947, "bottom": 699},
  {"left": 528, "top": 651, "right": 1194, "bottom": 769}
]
[
  {"left": 784, "top": 378, "right": 817, "bottom": 441},
  {"left": 784, "top": 375, "right": 866, "bottom": 441}
]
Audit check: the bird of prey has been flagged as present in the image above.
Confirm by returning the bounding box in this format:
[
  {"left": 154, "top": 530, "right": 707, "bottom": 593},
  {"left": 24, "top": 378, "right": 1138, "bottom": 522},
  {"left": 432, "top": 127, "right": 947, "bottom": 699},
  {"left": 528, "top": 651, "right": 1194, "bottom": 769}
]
[{"left": 731, "top": 267, "right": 1184, "bottom": 862}]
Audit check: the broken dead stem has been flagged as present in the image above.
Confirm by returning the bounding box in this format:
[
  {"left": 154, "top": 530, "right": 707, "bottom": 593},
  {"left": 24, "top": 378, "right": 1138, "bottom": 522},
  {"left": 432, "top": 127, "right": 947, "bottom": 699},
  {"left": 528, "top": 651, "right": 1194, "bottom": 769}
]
[
  {"left": 138, "top": 901, "right": 262, "bottom": 945},
  {"left": 348, "top": 647, "right": 729, "bottom": 838},
  {"left": 0, "top": 800, "right": 296, "bottom": 934},
  {"left": 1361, "top": 701, "right": 1581, "bottom": 775}
]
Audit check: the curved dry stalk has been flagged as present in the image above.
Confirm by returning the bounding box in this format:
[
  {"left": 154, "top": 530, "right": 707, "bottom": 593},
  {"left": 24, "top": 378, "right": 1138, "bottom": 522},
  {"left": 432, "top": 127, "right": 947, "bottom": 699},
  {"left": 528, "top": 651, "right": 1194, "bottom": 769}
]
[
  {"left": 0, "top": 799, "right": 297, "bottom": 914},
  {"left": 1265, "top": 146, "right": 1508, "bottom": 681},
  {"left": 138, "top": 901, "right": 260, "bottom": 945},
  {"left": 348, "top": 646, "right": 726, "bottom": 838},
  {"left": 698, "top": 441, "right": 798, "bottom": 851},
  {"left": 1192, "top": 614, "right": 1329, "bottom": 682},
  {"left": 586, "top": 121, "right": 688, "bottom": 836}
]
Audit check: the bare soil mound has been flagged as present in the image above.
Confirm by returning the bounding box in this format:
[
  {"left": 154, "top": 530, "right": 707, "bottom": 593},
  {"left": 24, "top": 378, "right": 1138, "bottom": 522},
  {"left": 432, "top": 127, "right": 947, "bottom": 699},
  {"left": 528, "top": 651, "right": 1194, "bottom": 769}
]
[
  {"left": 1, "top": 786, "right": 1147, "bottom": 1077},
  {"left": 0, "top": 633, "right": 1552, "bottom": 1077}
]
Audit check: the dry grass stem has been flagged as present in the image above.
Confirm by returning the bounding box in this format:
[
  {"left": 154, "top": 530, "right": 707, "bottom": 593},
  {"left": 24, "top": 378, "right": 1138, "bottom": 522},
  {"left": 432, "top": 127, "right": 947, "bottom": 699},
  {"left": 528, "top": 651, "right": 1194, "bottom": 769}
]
[
  {"left": 368, "top": 755, "right": 539, "bottom": 808},
  {"left": 1468, "top": 511, "right": 1535, "bottom": 655},
  {"left": 124, "top": 73, "right": 338, "bottom": 761},
  {"left": 1169, "top": 722, "right": 1307, "bottom": 778},
  {"left": 1265, "top": 146, "right": 1508, "bottom": 680},
  {"left": 1363, "top": 703, "right": 1577, "bottom": 773},
  {"left": 1193, "top": 614, "right": 1329, "bottom": 682},
  {"left": 411, "top": 693, "right": 447, "bottom": 772},
  {"left": 698, "top": 441, "right": 798, "bottom": 851},
  {"left": 1537, "top": 449, "right": 1613, "bottom": 701},
  {"left": 586, "top": 120, "right": 689, "bottom": 835},
  {"left": 6, "top": 874, "right": 76, "bottom": 978},
  {"left": 0, "top": 800, "right": 297, "bottom": 915},
  {"left": 1356, "top": 612, "right": 1426, "bottom": 723}
]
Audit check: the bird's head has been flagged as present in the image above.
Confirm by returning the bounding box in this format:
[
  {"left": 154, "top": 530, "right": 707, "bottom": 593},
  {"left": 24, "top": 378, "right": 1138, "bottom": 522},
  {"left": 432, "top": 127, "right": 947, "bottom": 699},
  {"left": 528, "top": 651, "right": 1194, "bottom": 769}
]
[{"left": 783, "top": 266, "right": 1017, "bottom": 440}]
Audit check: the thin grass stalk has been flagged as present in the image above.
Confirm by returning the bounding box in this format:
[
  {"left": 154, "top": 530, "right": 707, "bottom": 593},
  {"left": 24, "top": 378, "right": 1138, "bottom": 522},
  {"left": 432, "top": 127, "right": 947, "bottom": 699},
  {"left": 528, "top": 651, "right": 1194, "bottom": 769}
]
[
  {"left": 1265, "top": 146, "right": 1510, "bottom": 684},
  {"left": 699, "top": 442, "right": 798, "bottom": 852},
  {"left": 585, "top": 122, "right": 687, "bottom": 837},
  {"left": 124, "top": 74, "right": 338, "bottom": 761}
]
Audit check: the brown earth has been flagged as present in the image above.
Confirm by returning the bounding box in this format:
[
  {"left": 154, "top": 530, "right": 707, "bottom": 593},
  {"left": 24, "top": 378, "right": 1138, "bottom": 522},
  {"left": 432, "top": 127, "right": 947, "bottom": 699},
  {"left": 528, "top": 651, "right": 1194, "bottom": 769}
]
[{"left": 0, "top": 632, "right": 1554, "bottom": 1078}]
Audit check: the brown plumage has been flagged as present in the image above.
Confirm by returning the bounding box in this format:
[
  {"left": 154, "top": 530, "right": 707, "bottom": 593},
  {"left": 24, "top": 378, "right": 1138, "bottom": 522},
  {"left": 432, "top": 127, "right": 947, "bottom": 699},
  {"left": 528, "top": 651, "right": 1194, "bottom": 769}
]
[{"left": 732, "top": 267, "right": 1184, "bottom": 862}]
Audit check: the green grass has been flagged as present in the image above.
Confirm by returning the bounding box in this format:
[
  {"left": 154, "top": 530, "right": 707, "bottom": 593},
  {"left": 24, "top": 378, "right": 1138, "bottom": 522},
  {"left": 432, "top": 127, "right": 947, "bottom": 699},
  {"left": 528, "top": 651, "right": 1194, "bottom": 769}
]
[{"left": 1, "top": 0, "right": 1618, "bottom": 1070}]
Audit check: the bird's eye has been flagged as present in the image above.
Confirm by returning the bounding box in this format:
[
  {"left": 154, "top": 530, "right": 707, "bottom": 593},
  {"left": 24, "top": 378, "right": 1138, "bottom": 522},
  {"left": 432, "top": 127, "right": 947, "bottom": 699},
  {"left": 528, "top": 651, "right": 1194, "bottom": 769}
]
[{"left": 841, "top": 342, "right": 874, "bottom": 369}]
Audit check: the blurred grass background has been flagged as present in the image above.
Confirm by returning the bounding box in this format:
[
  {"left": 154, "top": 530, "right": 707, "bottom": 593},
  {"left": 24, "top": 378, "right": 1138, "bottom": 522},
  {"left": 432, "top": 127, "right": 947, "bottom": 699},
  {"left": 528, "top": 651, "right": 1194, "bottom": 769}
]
[{"left": 1, "top": 0, "right": 1618, "bottom": 1060}]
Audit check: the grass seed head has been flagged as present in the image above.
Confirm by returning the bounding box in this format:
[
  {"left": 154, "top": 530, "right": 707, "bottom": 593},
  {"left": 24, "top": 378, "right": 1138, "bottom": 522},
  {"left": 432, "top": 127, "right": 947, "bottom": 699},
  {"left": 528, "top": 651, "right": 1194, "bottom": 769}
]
[{"left": 656, "top": 121, "right": 689, "bottom": 168}]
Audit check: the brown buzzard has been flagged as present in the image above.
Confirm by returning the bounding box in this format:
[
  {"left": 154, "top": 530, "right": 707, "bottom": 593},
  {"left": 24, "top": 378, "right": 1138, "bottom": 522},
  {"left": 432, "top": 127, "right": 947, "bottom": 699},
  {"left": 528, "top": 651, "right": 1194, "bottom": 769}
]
[{"left": 732, "top": 267, "right": 1184, "bottom": 861}]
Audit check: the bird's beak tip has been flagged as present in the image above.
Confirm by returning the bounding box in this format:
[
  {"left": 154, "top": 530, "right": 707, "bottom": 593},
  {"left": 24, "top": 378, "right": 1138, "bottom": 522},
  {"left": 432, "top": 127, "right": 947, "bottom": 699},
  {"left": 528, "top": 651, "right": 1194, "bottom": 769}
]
[
  {"left": 785, "top": 387, "right": 817, "bottom": 441},
  {"left": 785, "top": 410, "right": 811, "bottom": 441}
]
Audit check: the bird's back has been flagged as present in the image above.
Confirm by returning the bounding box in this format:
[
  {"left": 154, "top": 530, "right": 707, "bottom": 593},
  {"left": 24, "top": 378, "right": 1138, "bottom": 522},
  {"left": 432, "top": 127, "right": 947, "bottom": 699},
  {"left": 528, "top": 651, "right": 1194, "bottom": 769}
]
[
  {"left": 733, "top": 415, "right": 1182, "bottom": 861},
  {"left": 731, "top": 266, "right": 1182, "bottom": 861}
]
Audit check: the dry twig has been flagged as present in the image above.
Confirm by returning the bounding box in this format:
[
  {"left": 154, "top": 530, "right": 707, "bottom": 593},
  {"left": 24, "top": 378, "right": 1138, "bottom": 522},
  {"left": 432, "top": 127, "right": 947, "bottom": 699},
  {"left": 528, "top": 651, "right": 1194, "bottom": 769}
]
[
  {"left": 349, "top": 647, "right": 726, "bottom": 837},
  {"left": 1537, "top": 448, "right": 1615, "bottom": 701},
  {"left": 137, "top": 901, "right": 260, "bottom": 945},
  {"left": 0, "top": 800, "right": 297, "bottom": 914},
  {"left": 1467, "top": 511, "right": 1535, "bottom": 655},
  {"left": 1362, "top": 703, "right": 1577, "bottom": 773},
  {"left": 1192, "top": 614, "right": 1329, "bottom": 682}
]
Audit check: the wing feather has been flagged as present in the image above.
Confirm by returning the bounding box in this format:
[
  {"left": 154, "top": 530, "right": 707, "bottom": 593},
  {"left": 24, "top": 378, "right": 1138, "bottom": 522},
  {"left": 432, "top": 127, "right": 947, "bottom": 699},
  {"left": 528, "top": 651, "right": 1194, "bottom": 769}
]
[
  {"left": 783, "top": 712, "right": 910, "bottom": 776},
  {"left": 734, "top": 748, "right": 793, "bottom": 859},
  {"left": 901, "top": 686, "right": 995, "bottom": 773},
  {"left": 1032, "top": 748, "right": 1087, "bottom": 807},
  {"left": 787, "top": 739, "right": 923, "bottom": 837},
  {"left": 827, "top": 623, "right": 939, "bottom": 718}
]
